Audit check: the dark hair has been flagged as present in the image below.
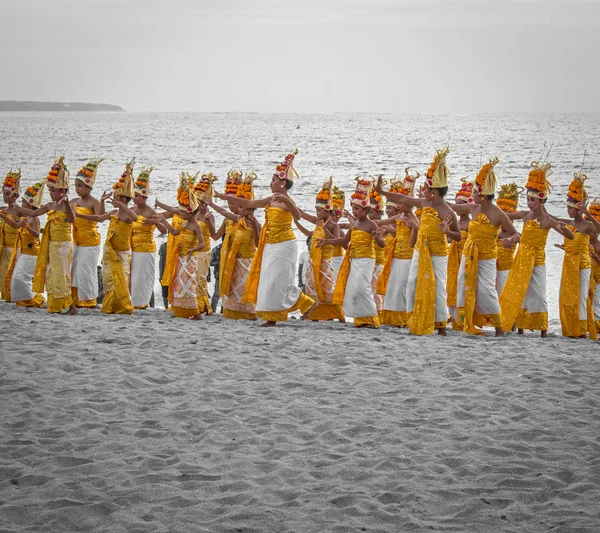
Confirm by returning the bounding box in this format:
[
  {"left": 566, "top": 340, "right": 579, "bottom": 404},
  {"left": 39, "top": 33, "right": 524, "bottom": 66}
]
[
  {"left": 285, "top": 180, "right": 293, "bottom": 190},
  {"left": 306, "top": 236, "right": 311, "bottom": 245},
  {"left": 434, "top": 186, "right": 448, "bottom": 197},
  {"left": 485, "top": 193, "right": 495, "bottom": 200}
]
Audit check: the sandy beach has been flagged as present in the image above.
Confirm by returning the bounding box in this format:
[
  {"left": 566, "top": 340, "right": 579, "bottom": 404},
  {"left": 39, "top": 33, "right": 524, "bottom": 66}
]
[{"left": 1, "top": 302, "right": 599, "bottom": 532}]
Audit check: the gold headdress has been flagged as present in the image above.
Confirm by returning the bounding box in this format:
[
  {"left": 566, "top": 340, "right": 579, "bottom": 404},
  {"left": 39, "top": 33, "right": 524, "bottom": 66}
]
[
  {"left": 315, "top": 177, "right": 333, "bottom": 211},
  {"left": 331, "top": 186, "right": 345, "bottom": 216},
  {"left": 588, "top": 198, "right": 600, "bottom": 223},
  {"left": 23, "top": 178, "right": 46, "bottom": 208},
  {"left": 194, "top": 172, "right": 217, "bottom": 202},
  {"left": 224, "top": 169, "right": 242, "bottom": 197},
  {"left": 177, "top": 172, "right": 199, "bottom": 213},
  {"left": 350, "top": 177, "right": 371, "bottom": 208},
  {"left": 76, "top": 158, "right": 103, "bottom": 188},
  {"left": 525, "top": 161, "right": 552, "bottom": 200},
  {"left": 496, "top": 182, "right": 523, "bottom": 213},
  {"left": 236, "top": 171, "right": 257, "bottom": 200},
  {"left": 112, "top": 159, "right": 135, "bottom": 198},
  {"left": 274, "top": 149, "right": 299, "bottom": 183},
  {"left": 369, "top": 177, "right": 385, "bottom": 213},
  {"left": 46, "top": 156, "right": 70, "bottom": 190},
  {"left": 455, "top": 178, "right": 474, "bottom": 204},
  {"left": 425, "top": 146, "right": 450, "bottom": 189},
  {"left": 475, "top": 157, "right": 499, "bottom": 196},
  {"left": 386, "top": 168, "right": 419, "bottom": 208},
  {"left": 3, "top": 168, "right": 21, "bottom": 197},
  {"left": 566, "top": 171, "right": 588, "bottom": 208},
  {"left": 135, "top": 166, "right": 153, "bottom": 198}
]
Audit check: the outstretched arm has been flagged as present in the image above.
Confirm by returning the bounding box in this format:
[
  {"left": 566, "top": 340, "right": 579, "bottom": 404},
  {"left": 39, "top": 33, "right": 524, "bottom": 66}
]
[
  {"left": 578, "top": 202, "right": 600, "bottom": 234},
  {"left": 316, "top": 227, "right": 352, "bottom": 248},
  {"left": 374, "top": 175, "right": 424, "bottom": 207},
  {"left": 447, "top": 202, "right": 476, "bottom": 216},
  {"left": 294, "top": 218, "right": 314, "bottom": 238},
  {"left": 299, "top": 208, "right": 318, "bottom": 224},
  {"left": 155, "top": 200, "right": 179, "bottom": 214},
  {"left": 551, "top": 218, "right": 575, "bottom": 240},
  {"left": 213, "top": 189, "right": 270, "bottom": 208},
  {"left": 272, "top": 193, "right": 302, "bottom": 220},
  {"left": 14, "top": 203, "right": 50, "bottom": 218},
  {"left": 498, "top": 211, "right": 520, "bottom": 246},
  {"left": 0, "top": 211, "right": 21, "bottom": 228},
  {"left": 207, "top": 200, "right": 240, "bottom": 224}
]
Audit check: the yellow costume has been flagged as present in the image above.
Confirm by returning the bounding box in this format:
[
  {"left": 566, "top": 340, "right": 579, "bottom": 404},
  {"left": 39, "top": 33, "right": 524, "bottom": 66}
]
[
  {"left": 219, "top": 219, "right": 237, "bottom": 296},
  {"left": 407, "top": 207, "right": 450, "bottom": 335},
  {"left": 495, "top": 182, "right": 521, "bottom": 294},
  {"left": 447, "top": 229, "right": 468, "bottom": 328},
  {"left": 101, "top": 216, "right": 133, "bottom": 314},
  {"left": 590, "top": 245, "right": 600, "bottom": 333},
  {"left": 194, "top": 220, "right": 212, "bottom": 314},
  {"left": 5, "top": 223, "right": 44, "bottom": 307},
  {"left": 377, "top": 220, "right": 414, "bottom": 326},
  {"left": 161, "top": 213, "right": 185, "bottom": 289},
  {"left": 333, "top": 228, "right": 380, "bottom": 327},
  {"left": 33, "top": 210, "right": 74, "bottom": 313},
  {"left": 244, "top": 206, "right": 314, "bottom": 321},
  {"left": 170, "top": 228, "right": 201, "bottom": 318},
  {"left": 0, "top": 213, "right": 20, "bottom": 300},
  {"left": 130, "top": 215, "right": 157, "bottom": 309},
  {"left": 457, "top": 213, "right": 502, "bottom": 334},
  {"left": 71, "top": 206, "right": 101, "bottom": 306},
  {"left": 499, "top": 220, "right": 549, "bottom": 332}
]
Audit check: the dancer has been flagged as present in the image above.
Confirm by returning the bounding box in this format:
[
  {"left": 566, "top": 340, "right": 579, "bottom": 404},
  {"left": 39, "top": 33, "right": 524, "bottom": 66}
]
[
  {"left": 500, "top": 161, "right": 574, "bottom": 336},
  {"left": 376, "top": 170, "right": 420, "bottom": 327},
  {"left": 213, "top": 149, "right": 316, "bottom": 326},
  {"left": 71, "top": 158, "right": 103, "bottom": 307},
  {"left": 587, "top": 200, "right": 600, "bottom": 334},
  {"left": 375, "top": 147, "right": 461, "bottom": 335},
  {"left": 317, "top": 177, "right": 384, "bottom": 328},
  {"left": 2, "top": 178, "right": 45, "bottom": 306},
  {"left": 330, "top": 186, "right": 346, "bottom": 281},
  {"left": 450, "top": 158, "right": 521, "bottom": 336},
  {"left": 295, "top": 177, "right": 345, "bottom": 321},
  {"left": 0, "top": 169, "right": 21, "bottom": 300},
  {"left": 495, "top": 183, "right": 522, "bottom": 294},
  {"left": 369, "top": 180, "right": 386, "bottom": 317}
]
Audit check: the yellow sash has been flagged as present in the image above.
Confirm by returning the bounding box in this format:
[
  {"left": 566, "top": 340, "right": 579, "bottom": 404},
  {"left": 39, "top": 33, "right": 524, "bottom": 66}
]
[
  {"left": 161, "top": 214, "right": 184, "bottom": 287},
  {"left": 219, "top": 220, "right": 237, "bottom": 294},
  {"left": 5, "top": 231, "right": 21, "bottom": 300},
  {"left": 131, "top": 216, "right": 157, "bottom": 252},
  {"left": 447, "top": 229, "right": 468, "bottom": 308},
  {"left": 332, "top": 229, "right": 374, "bottom": 305},
  {"left": 33, "top": 211, "right": 71, "bottom": 293},
  {"left": 221, "top": 219, "right": 255, "bottom": 296}
]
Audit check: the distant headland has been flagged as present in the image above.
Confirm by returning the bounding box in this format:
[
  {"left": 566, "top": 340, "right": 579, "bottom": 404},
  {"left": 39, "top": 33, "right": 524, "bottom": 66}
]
[{"left": 0, "top": 101, "right": 125, "bottom": 112}]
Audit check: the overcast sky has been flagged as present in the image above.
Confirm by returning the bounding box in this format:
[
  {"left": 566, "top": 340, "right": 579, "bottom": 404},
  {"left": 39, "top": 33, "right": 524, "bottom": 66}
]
[{"left": 1, "top": 0, "right": 599, "bottom": 112}]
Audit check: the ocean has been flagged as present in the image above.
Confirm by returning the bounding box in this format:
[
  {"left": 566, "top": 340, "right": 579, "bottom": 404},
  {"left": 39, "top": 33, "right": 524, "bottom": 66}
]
[{"left": 2, "top": 111, "right": 599, "bottom": 327}]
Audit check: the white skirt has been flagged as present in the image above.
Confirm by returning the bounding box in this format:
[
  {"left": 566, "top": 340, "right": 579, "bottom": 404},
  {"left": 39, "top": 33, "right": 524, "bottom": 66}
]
[
  {"left": 331, "top": 255, "right": 344, "bottom": 284},
  {"left": 594, "top": 278, "right": 600, "bottom": 321},
  {"left": 383, "top": 258, "right": 412, "bottom": 312},
  {"left": 496, "top": 269, "right": 510, "bottom": 295},
  {"left": 457, "top": 256, "right": 501, "bottom": 315},
  {"left": 71, "top": 245, "right": 100, "bottom": 301},
  {"left": 10, "top": 253, "right": 37, "bottom": 302},
  {"left": 522, "top": 265, "right": 547, "bottom": 313},
  {"left": 256, "top": 240, "right": 302, "bottom": 312},
  {"left": 406, "top": 250, "right": 448, "bottom": 323},
  {"left": 343, "top": 257, "right": 377, "bottom": 318},
  {"left": 130, "top": 251, "right": 156, "bottom": 308}
]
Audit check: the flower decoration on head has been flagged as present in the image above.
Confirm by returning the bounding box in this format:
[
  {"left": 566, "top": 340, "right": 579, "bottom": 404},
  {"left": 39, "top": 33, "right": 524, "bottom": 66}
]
[
  {"left": 369, "top": 177, "right": 386, "bottom": 212},
  {"left": 455, "top": 178, "right": 474, "bottom": 204},
  {"left": 236, "top": 171, "right": 257, "bottom": 200},
  {"left": 177, "top": 172, "right": 199, "bottom": 213},
  {"left": 331, "top": 186, "right": 345, "bottom": 216},
  {"left": 566, "top": 171, "right": 588, "bottom": 208},
  {"left": 496, "top": 182, "right": 523, "bottom": 213},
  {"left": 351, "top": 177, "right": 372, "bottom": 209},
  {"left": 425, "top": 146, "right": 450, "bottom": 188},
  {"left": 475, "top": 156, "right": 499, "bottom": 196},
  {"left": 315, "top": 177, "right": 333, "bottom": 211},
  {"left": 225, "top": 169, "right": 242, "bottom": 196},
  {"left": 112, "top": 159, "right": 135, "bottom": 198},
  {"left": 23, "top": 178, "right": 46, "bottom": 208},
  {"left": 525, "top": 160, "right": 553, "bottom": 200},
  {"left": 194, "top": 172, "right": 217, "bottom": 203},
  {"left": 46, "top": 156, "right": 70, "bottom": 190},
  {"left": 587, "top": 198, "right": 600, "bottom": 223},
  {"left": 386, "top": 167, "right": 420, "bottom": 208},
  {"left": 76, "top": 158, "right": 103, "bottom": 188},
  {"left": 274, "top": 149, "right": 299, "bottom": 183},
  {"left": 3, "top": 168, "right": 21, "bottom": 197},
  {"left": 415, "top": 184, "right": 425, "bottom": 218},
  {"left": 134, "top": 166, "right": 153, "bottom": 198}
]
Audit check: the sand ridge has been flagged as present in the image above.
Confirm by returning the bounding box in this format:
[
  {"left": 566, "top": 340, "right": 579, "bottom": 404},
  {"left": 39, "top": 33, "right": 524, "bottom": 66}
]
[{"left": 1, "top": 303, "right": 599, "bottom": 532}]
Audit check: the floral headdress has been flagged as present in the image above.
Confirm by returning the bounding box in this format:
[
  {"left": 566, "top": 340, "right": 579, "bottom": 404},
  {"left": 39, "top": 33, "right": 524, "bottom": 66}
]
[
  {"left": 566, "top": 171, "right": 588, "bottom": 208},
  {"left": 76, "top": 158, "right": 103, "bottom": 188},
  {"left": 331, "top": 186, "right": 345, "bottom": 216},
  {"left": 112, "top": 159, "right": 135, "bottom": 198},
  {"left": 194, "top": 172, "right": 217, "bottom": 202},
  {"left": 22, "top": 178, "right": 46, "bottom": 208},
  {"left": 369, "top": 177, "right": 385, "bottom": 213},
  {"left": 351, "top": 177, "right": 371, "bottom": 209},
  {"left": 236, "top": 171, "right": 257, "bottom": 200},
  {"left": 525, "top": 161, "right": 552, "bottom": 200},
  {"left": 46, "top": 156, "right": 70, "bottom": 190},
  {"left": 3, "top": 168, "right": 21, "bottom": 197},
  {"left": 386, "top": 167, "right": 419, "bottom": 208},
  {"left": 225, "top": 169, "right": 242, "bottom": 197},
  {"left": 455, "top": 178, "right": 474, "bottom": 204},
  {"left": 425, "top": 146, "right": 450, "bottom": 189},
  {"left": 588, "top": 198, "right": 600, "bottom": 223},
  {"left": 496, "top": 182, "right": 523, "bottom": 213},
  {"left": 475, "top": 157, "right": 499, "bottom": 196},
  {"left": 177, "top": 172, "right": 199, "bottom": 213},
  {"left": 315, "top": 177, "right": 333, "bottom": 210},
  {"left": 274, "top": 149, "right": 299, "bottom": 183},
  {"left": 135, "top": 166, "right": 153, "bottom": 198}
]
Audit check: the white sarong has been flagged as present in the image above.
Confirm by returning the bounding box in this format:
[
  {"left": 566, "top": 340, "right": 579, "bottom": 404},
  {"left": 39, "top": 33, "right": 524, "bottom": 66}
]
[
  {"left": 457, "top": 256, "right": 501, "bottom": 315},
  {"left": 71, "top": 244, "right": 100, "bottom": 301},
  {"left": 130, "top": 251, "right": 156, "bottom": 308},
  {"left": 332, "top": 255, "right": 344, "bottom": 284},
  {"left": 10, "top": 254, "right": 37, "bottom": 302},
  {"left": 521, "top": 265, "right": 547, "bottom": 313},
  {"left": 383, "top": 258, "right": 412, "bottom": 312},
  {"left": 343, "top": 257, "right": 377, "bottom": 318},
  {"left": 496, "top": 269, "right": 510, "bottom": 295},
  {"left": 406, "top": 249, "right": 448, "bottom": 324},
  {"left": 594, "top": 279, "right": 600, "bottom": 321},
  {"left": 256, "top": 240, "right": 302, "bottom": 312}
]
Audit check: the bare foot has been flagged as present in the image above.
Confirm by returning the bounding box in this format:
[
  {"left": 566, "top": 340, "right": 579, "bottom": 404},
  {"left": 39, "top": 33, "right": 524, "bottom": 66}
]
[
  {"left": 541, "top": 330, "right": 547, "bottom": 338},
  {"left": 65, "top": 304, "right": 78, "bottom": 316},
  {"left": 260, "top": 321, "right": 276, "bottom": 327},
  {"left": 190, "top": 314, "right": 203, "bottom": 321},
  {"left": 339, "top": 318, "right": 346, "bottom": 323},
  {"left": 301, "top": 302, "right": 319, "bottom": 320},
  {"left": 517, "top": 329, "right": 524, "bottom": 335},
  {"left": 437, "top": 327, "right": 447, "bottom": 337},
  {"left": 495, "top": 327, "right": 504, "bottom": 337}
]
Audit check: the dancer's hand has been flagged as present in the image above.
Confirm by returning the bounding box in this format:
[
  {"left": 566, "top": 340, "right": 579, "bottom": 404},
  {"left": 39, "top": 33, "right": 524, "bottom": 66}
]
[
  {"left": 101, "top": 190, "right": 112, "bottom": 202},
  {"left": 374, "top": 175, "right": 384, "bottom": 194},
  {"left": 577, "top": 201, "right": 589, "bottom": 215},
  {"left": 315, "top": 238, "right": 327, "bottom": 249},
  {"left": 439, "top": 214, "right": 453, "bottom": 234},
  {"left": 554, "top": 243, "right": 565, "bottom": 251}
]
